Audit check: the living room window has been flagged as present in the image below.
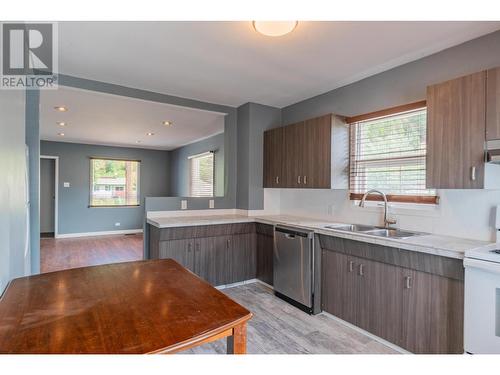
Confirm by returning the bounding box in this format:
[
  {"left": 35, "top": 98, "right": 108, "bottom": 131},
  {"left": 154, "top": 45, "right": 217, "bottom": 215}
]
[
  {"left": 348, "top": 102, "right": 438, "bottom": 204},
  {"left": 189, "top": 151, "right": 215, "bottom": 197},
  {"left": 89, "top": 158, "right": 140, "bottom": 207}
]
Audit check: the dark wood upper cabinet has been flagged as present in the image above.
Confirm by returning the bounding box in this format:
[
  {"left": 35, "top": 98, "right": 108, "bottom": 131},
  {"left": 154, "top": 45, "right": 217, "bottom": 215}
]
[
  {"left": 426, "top": 71, "right": 486, "bottom": 189},
  {"left": 263, "top": 127, "right": 283, "bottom": 187},
  {"left": 283, "top": 122, "right": 304, "bottom": 188},
  {"left": 263, "top": 114, "right": 348, "bottom": 189},
  {"left": 487, "top": 67, "right": 500, "bottom": 141}
]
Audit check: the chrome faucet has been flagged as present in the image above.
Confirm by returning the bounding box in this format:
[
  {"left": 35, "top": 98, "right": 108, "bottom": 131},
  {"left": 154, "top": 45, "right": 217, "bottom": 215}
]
[{"left": 359, "top": 189, "right": 397, "bottom": 229}]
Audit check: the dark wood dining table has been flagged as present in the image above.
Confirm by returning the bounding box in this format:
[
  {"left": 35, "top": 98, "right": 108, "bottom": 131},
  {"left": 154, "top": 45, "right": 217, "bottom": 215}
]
[{"left": 0, "top": 259, "right": 252, "bottom": 354}]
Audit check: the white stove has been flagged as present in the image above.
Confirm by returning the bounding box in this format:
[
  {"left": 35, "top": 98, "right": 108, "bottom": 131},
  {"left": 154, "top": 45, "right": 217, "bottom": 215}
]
[{"left": 464, "top": 246, "right": 500, "bottom": 354}]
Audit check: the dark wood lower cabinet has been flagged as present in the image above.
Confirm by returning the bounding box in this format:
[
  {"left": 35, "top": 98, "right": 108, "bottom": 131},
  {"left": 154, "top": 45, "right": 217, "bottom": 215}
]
[
  {"left": 256, "top": 223, "right": 274, "bottom": 285},
  {"left": 152, "top": 224, "right": 257, "bottom": 287},
  {"left": 321, "top": 246, "right": 464, "bottom": 354},
  {"left": 159, "top": 238, "right": 195, "bottom": 272}
]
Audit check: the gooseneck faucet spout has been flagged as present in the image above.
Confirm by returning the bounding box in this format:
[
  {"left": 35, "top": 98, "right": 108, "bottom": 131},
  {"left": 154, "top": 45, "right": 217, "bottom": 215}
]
[{"left": 359, "top": 189, "right": 397, "bottom": 229}]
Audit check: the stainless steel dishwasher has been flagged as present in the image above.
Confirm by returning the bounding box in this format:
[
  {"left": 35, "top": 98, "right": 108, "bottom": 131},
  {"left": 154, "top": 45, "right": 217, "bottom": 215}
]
[{"left": 273, "top": 225, "right": 314, "bottom": 313}]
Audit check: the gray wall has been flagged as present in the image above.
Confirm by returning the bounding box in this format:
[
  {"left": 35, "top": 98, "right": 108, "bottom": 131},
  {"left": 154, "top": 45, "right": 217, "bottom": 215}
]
[
  {"left": 282, "top": 30, "right": 500, "bottom": 124},
  {"left": 40, "top": 141, "right": 169, "bottom": 235},
  {"left": 169, "top": 133, "right": 225, "bottom": 197},
  {"left": 55, "top": 74, "right": 238, "bottom": 212},
  {"left": 40, "top": 158, "right": 55, "bottom": 233},
  {"left": 237, "top": 103, "right": 281, "bottom": 210},
  {"left": 26, "top": 90, "right": 40, "bottom": 274},
  {"left": 0, "top": 90, "right": 29, "bottom": 294}
]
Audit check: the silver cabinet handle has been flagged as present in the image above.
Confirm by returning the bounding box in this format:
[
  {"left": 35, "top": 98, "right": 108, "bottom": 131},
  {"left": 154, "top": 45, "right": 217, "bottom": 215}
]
[
  {"left": 275, "top": 176, "right": 279, "bottom": 184},
  {"left": 358, "top": 264, "right": 364, "bottom": 276},
  {"left": 471, "top": 166, "right": 476, "bottom": 181},
  {"left": 298, "top": 175, "right": 301, "bottom": 184},
  {"left": 349, "top": 261, "right": 354, "bottom": 272},
  {"left": 226, "top": 239, "right": 231, "bottom": 249},
  {"left": 405, "top": 276, "right": 412, "bottom": 289},
  {"left": 304, "top": 175, "right": 307, "bottom": 185}
]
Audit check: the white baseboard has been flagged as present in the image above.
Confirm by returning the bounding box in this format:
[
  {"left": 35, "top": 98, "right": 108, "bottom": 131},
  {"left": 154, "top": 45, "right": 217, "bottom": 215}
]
[
  {"left": 216, "top": 278, "right": 274, "bottom": 291},
  {"left": 56, "top": 228, "right": 143, "bottom": 239}
]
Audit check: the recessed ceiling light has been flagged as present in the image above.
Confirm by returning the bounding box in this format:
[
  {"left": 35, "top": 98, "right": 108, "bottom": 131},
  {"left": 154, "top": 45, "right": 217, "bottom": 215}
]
[
  {"left": 57, "top": 132, "right": 65, "bottom": 136},
  {"left": 162, "top": 120, "right": 173, "bottom": 126},
  {"left": 54, "top": 106, "right": 68, "bottom": 112},
  {"left": 146, "top": 132, "right": 154, "bottom": 136},
  {"left": 252, "top": 21, "right": 298, "bottom": 37},
  {"left": 57, "top": 121, "right": 67, "bottom": 126}
]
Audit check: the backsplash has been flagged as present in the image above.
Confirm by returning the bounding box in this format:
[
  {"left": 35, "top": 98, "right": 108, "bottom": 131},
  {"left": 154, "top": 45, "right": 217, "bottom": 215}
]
[{"left": 268, "top": 188, "right": 500, "bottom": 241}]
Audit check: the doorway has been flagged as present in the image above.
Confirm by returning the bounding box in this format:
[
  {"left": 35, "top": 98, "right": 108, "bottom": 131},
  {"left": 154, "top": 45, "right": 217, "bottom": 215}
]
[{"left": 40, "top": 156, "right": 58, "bottom": 238}]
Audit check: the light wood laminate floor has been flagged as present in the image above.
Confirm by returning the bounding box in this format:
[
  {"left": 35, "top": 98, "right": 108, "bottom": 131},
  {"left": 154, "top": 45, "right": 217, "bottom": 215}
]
[
  {"left": 186, "top": 282, "right": 399, "bottom": 354},
  {"left": 40, "top": 234, "right": 143, "bottom": 273}
]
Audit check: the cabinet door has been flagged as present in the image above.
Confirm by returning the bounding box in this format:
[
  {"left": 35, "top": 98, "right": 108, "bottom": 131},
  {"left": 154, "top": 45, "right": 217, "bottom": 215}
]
[
  {"left": 356, "top": 257, "right": 404, "bottom": 345},
  {"left": 487, "top": 67, "right": 500, "bottom": 141},
  {"left": 303, "top": 115, "right": 332, "bottom": 188},
  {"left": 194, "top": 236, "right": 229, "bottom": 286},
  {"left": 263, "top": 127, "right": 283, "bottom": 187},
  {"left": 228, "top": 233, "right": 256, "bottom": 284},
  {"left": 322, "top": 250, "right": 357, "bottom": 325},
  {"left": 428, "top": 274, "right": 464, "bottom": 354},
  {"left": 426, "top": 71, "right": 486, "bottom": 188},
  {"left": 283, "top": 122, "right": 305, "bottom": 188},
  {"left": 158, "top": 239, "right": 195, "bottom": 272},
  {"left": 256, "top": 231, "right": 274, "bottom": 285},
  {"left": 400, "top": 269, "right": 433, "bottom": 353}
]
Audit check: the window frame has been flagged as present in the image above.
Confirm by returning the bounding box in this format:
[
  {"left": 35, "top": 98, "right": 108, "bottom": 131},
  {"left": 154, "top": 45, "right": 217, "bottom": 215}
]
[
  {"left": 88, "top": 157, "right": 141, "bottom": 208},
  {"left": 346, "top": 101, "right": 439, "bottom": 205},
  {"left": 188, "top": 151, "right": 215, "bottom": 198}
]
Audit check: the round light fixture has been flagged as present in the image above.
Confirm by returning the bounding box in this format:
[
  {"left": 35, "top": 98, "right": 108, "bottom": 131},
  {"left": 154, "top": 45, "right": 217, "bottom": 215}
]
[
  {"left": 252, "top": 21, "right": 298, "bottom": 37},
  {"left": 57, "top": 132, "right": 65, "bottom": 136},
  {"left": 57, "top": 121, "right": 67, "bottom": 126},
  {"left": 162, "top": 120, "right": 173, "bottom": 126},
  {"left": 146, "top": 132, "right": 154, "bottom": 136},
  {"left": 54, "top": 106, "right": 68, "bottom": 112}
]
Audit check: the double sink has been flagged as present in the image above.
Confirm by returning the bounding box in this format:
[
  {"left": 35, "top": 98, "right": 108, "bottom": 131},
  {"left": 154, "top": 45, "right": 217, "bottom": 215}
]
[{"left": 323, "top": 224, "right": 425, "bottom": 239}]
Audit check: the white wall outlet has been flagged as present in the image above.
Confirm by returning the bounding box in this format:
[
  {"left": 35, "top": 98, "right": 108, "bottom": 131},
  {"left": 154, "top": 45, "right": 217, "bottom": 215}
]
[
  {"left": 181, "top": 200, "right": 188, "bottom": 210},
  {"left": 115, "top": 222, "right": 121, "bottom": 227},
  {"left": 209, "top": 199, "right": 215, "bottom": 209},
  {"left": 63, "top": 182, "right": 70, "bottom": 187}
]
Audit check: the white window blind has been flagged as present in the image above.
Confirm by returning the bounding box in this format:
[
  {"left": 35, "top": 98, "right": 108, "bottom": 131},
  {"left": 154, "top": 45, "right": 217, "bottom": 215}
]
[
  {"left": 189, "top": 152, "right": 214, "bottom": 197},
  {"left": 349, "top": 108, "right": 438, "bottom": 204}
]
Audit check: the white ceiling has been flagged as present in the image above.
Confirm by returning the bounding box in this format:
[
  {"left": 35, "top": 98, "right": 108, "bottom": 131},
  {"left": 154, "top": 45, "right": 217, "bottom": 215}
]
[
  {"left": 57, "top": 21, "right": 500, "bottom": 107},
  {"left": 40, "top": 87, "right": 225, "bottom": 150}
]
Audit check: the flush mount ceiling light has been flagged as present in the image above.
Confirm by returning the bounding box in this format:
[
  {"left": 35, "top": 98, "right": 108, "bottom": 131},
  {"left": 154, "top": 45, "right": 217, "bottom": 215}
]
[
  {"left": 252, "top": 21, "right": 298, "bottom": 37},
  {"left": 57, "top": 132, "right": 65, "bottom": 136},
  {"left": 146, "top": 132, "right": 154, "bottom": 136},
  {"left": 162, "top": 120, "right": 173, "bottom": 126},
  {"left": 54, "top": 106, "right": 68, "bottom": 112},
  {"left": 57, "top": 121, "right": 67, "bottom": 126}
]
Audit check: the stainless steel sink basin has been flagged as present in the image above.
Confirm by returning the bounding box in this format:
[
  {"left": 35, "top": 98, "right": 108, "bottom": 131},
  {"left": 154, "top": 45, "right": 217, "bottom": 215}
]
[
  {"left": 363, "top": 228, "right": 423, "bottom": 239},
  {"left": 324, "top": 224, "right": 379, "bottom": 232},
  {"left": 323, "top": 224, "right": 425, "bottom": 239}
]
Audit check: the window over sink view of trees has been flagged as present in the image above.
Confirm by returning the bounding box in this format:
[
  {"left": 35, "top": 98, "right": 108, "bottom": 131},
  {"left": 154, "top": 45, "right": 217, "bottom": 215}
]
[
  {"left": 350, "top": 108, "right": 437, "bottom": 202},
  {"left": 90, "top": 158, "right": 140, "bottom": 207}
]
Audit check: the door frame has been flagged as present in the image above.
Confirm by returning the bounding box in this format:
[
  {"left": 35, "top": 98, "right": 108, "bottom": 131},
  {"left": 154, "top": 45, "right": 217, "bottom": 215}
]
[{"left": 40, "top": 155, "right": 59, "bottom": 238}]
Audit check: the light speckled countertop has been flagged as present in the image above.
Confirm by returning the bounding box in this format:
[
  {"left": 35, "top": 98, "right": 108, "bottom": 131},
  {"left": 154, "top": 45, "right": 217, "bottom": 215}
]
[{"left": 147, "top": 214, "right": 495, "bottom": 259}]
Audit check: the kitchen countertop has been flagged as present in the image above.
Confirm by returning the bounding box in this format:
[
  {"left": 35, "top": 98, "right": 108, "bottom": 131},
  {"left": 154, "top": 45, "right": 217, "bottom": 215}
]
[{"left": 147, "top": 214, "right": 495, "bottom": 260}]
